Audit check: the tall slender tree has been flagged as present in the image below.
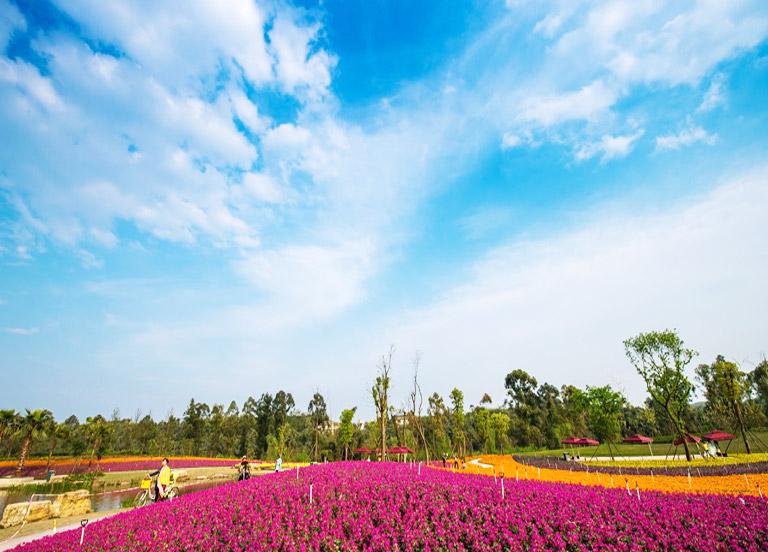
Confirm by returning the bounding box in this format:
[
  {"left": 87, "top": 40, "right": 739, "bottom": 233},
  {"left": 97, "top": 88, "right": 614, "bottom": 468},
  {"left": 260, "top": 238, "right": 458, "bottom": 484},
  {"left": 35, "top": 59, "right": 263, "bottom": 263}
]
[
  {"left": 338, "top": 408, "right": 357, "bottom": 460},
  {"left": 408, "top": 356, "right": 430, "bottom": 462},
  {"left": 624, "top": 330, "right": 697, "bottom": 461},
  {"left": 307, "top": 392, "right": 329, "bottom": 462},
  {"left": 372, "top": 346, "right": 393, "bottom": 460},
  {"left": 697, "top": 356, "right": 752, "bottom": 454}
]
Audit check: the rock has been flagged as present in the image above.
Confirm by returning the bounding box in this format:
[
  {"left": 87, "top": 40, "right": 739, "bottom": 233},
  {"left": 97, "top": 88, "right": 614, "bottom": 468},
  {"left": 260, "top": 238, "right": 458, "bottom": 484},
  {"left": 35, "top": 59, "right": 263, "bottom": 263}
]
[
  {"left": 51, "top": 490, "right": 91, "bottom": 518},
  {"left": 0, "top": 500, "right": 52, "bottom": 528}
]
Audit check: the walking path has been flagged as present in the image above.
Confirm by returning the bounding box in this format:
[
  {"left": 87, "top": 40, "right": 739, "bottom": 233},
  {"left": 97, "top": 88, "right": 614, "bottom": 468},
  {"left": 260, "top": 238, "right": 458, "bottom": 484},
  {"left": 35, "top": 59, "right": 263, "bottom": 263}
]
[{"left": 0, "top": 510, "right": 119, "bottom": 551}]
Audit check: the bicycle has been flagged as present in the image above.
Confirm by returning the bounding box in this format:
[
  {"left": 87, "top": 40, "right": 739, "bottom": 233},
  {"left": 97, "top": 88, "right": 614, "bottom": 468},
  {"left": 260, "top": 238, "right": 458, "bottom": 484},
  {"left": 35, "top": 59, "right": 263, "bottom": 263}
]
[{"left": 133, "top": 472, "right": 179, "bottom": 507}]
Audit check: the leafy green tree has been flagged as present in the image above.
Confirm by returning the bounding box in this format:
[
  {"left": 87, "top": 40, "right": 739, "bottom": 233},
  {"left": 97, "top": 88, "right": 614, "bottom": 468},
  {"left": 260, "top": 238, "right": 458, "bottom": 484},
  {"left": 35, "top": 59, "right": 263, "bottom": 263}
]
[
  {"left": 697, "top": 356, "right": 752, "bottom": 453},
  {"left": 16, "top": 409, "right": 54, "bottom": 473},
  {"left": 473, "top": 407, "right": 492, "bottom": 452},
  {"left": 307, "top": 392, "right": 329, "bottom": 462},
  {"left": 273, "top": 391, "right": 295, "bottom": 428},
  {"left": 240, "top": 397, "right": 258, "bottom": 457},
  {"left": 624, "top": 330, "right": 697, "bottom": 461},
  {"left": 750, "top": 359, "right": 768, "bottom": 419},
  {"left": 0, "top": 409, "right": 19, "bottom": 445},
  {"left": 427, "top": 393, "right": 450, "bottom": 457},
  {"left": 338, "top": 408, "right": 357, "bottom": 460},
  {"left": 45, "top": 422, "right": 70, "bottom": 472},
  {"left": 489, "top": 412, "right": 511, "bottom": 452},
  {"left": 183, "top": 399, "right": 210, "bottom": 456},
  {"left": 449, "top": 388, "right": 466, "bottom": 457},
  {"left": 584, "top": 386, "right": 626, "bottom": 460},
  {"left": 505, "top": 369, "right": 541, "bottom": 446},
  {"left": 254, "top": 394, "right": 275, "bottom": 457},
  {"left": 85, "top": 415, "right": 113, "bottom": 465}
]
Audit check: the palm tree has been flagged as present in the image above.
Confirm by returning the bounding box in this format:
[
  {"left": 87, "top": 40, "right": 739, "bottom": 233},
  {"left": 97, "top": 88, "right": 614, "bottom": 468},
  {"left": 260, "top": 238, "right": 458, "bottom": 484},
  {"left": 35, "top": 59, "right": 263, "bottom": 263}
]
[
  {"left": 16, "top": 409, "right": 54, "bottom": 474},
  {"left": 45, "top": 422, "right": 70, "bottom": 473},
  {"left": 85, "top": 415, "right": 111, "bottom": 466},
  {"left": 0, "top": 409, "right": 19, "bottom": 444}
]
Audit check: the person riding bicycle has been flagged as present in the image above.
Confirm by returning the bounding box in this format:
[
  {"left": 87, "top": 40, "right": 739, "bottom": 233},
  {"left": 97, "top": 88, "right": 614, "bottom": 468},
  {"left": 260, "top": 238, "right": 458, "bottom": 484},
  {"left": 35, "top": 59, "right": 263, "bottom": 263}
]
[
  {"left": 148, "top": 458, "right": 172, "bottom": 501},
  {"left": 236, "top": 455, "right": 251, "bottom": 481}
]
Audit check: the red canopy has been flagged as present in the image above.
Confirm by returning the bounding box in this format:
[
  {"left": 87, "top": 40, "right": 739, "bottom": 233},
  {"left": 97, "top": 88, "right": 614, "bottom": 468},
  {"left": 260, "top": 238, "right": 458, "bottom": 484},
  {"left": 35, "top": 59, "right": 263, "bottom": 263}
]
[
  {"left": 673, "top": 434, "right": 701, "bottom": 446},
  {"left": 561, "top": 437, "right": 581, "bottom": 445},
  {"left": 702, "top": 431, "right": 736, "bottom": 441},
  {"left": 623, "top": 434, "right": 653, "bottom": 444},
  {"left": 353, "top": 447, "right": 372, "bottom": 454},
  {"left": 390, "top": 446, "right": 414, "bottom": 454}
]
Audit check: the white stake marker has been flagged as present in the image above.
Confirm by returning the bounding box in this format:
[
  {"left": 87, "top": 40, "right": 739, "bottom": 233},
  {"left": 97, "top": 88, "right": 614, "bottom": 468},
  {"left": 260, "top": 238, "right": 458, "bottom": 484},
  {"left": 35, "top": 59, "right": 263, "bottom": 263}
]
[
  {"left": 309, "top": 484, "right": 313, "bottom": 504},
  {"left": 79, "top": 519, "right": 88, "bottom": 546},
  {"left": 501, "top": 478, "right": 505, "bottom": 500}
]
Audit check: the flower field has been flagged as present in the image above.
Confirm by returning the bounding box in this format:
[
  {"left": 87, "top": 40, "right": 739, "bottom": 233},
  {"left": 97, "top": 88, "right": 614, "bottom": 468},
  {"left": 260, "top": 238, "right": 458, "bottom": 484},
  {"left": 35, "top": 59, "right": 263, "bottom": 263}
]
[
  {"left": 514, "top": 454, "right": 768, "bottom": 477},
  {"left": 13, "top": 462, "right": 768, "bottom": 551},
  {"left": 0, "top": 456, "right": 244, "bottom": 477},
  {"left": 464, "top": 455, "right": 768, "bottom": 496}
]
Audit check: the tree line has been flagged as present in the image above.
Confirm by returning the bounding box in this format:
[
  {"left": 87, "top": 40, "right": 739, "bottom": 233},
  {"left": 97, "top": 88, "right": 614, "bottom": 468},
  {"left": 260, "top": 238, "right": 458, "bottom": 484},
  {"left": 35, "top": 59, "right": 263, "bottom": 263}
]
[{"left": 2, "top": 330, "right": 767, "bottom": 470}]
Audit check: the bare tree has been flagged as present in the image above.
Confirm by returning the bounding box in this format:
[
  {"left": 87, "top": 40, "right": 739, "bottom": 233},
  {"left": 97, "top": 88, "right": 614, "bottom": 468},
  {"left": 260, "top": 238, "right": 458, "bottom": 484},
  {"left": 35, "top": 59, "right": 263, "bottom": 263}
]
[
  {"left": 408, "top": 354, "right": 430, "bottom": 463},
  {"left": 372, "top": 346, "right": 393, "bottom": 461}
]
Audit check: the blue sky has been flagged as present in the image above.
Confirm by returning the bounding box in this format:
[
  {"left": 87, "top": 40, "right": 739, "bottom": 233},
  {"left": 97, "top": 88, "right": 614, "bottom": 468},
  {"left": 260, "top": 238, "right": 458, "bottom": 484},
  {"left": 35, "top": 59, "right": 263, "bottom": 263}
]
[{"left": 1, "top": 0, "right": 767, "bottom": 420}]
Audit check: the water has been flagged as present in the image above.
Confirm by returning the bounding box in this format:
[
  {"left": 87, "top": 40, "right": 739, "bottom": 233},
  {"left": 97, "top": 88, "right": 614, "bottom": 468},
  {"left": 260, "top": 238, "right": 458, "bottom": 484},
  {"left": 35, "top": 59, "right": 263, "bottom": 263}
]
[{"left": 0, "top": 479, "right": 231, "bottom": 516}]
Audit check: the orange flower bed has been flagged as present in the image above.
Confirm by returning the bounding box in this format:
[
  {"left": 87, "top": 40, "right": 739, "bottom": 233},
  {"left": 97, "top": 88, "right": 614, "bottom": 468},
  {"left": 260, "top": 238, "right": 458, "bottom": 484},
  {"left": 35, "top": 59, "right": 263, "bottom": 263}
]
[
  {"left": 449, "top": 455, "right": 768, "bottom": 497},
  {"left": 0, "top": 455, "right": 238, "bottom": 467},
  {"left": 0, "top": 456, "right": 245, "bottom": 476}
]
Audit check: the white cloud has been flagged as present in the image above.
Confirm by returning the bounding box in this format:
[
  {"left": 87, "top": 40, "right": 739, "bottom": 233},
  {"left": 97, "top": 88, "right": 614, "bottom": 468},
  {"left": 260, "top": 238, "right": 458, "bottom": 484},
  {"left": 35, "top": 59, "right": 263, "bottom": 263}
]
[
  {"left": 269, "top": 12, "right": 336, "bottom": 102},
  {"left": 698, "top": 73, "right": 726, "bottom": 113},
  {"left": 2, "top": 326, "right": 39, "bottom": 335},
  {"left": 552, "top": 1, "right": 768, "bottom": 86},
  {"left": 518, "top": 79, "right": 618, "bottom": 126},
  {"left": 0, "top": 0, "right": 25, "bottom": 50},
  {"left": 0, "top": 58, "right": 63, "bottom": 111},
  {"left": 387, "top": 168, "right": 768, "bottom": 405},
  {"left": 234, "top": 239, "right": 375, "bottom": 320},
  {"left": 656, "top": 126, "right": 718, "bottom": 151},
  {"left": 240, "top": 173, "right": 286, "bottom": 204},
  {"left": 497, "top": 1, "right": 768, "bottom": 159},
  {"left": 575, "top": 130, "right": 644, "bottom": 162}
]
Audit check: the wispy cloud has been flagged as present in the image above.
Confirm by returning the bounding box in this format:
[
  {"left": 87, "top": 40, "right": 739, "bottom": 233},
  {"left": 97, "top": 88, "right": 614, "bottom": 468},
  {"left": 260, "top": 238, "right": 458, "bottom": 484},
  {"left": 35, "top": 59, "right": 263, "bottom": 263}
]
[
  {"left": 656, "top": 126, "right": 718, "bottom": 151},
  {"left": 2, "top": 326, "right": 39, "bottom": 335},
  {"left": 698, "top": 73, "right": 727, "bottom": 113},
  {"left": 575, "top": 130, "right": 644, "bottom": 162}
]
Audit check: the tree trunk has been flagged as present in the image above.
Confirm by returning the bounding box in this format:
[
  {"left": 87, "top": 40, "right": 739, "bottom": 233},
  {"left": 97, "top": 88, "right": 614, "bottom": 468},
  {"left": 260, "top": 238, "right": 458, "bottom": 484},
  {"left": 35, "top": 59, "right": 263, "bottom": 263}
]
[
  {"left": 88, "top": 438, "right": 101, "bottom": 467},
  {"left": 16, "top": 435, "right": 32, "bottom": 474},
  {"left": 733, "top": 401, "right": 752, "bottom": 454},
  {"left": 45, "top": 436, "right": 57, "bottom": 473},
  {"left": 314, "top": 428, "right": 319, "bottom": 462},
  {"left": 665, "top": 404, "right": 692, "bottom": 462}
]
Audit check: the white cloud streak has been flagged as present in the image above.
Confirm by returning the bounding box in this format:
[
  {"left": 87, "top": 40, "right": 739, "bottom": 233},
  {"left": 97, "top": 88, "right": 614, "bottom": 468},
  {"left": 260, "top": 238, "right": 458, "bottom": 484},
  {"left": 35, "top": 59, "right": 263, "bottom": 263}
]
[{"left": 656, "top": 126, "right": 718, "bottom": 151}]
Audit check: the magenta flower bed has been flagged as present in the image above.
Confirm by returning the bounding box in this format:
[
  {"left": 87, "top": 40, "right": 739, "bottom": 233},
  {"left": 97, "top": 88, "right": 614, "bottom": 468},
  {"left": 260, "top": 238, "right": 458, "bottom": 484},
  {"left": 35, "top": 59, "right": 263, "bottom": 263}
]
[{"left": 14, "top": 462, "right": 768, "bottom": 551}]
